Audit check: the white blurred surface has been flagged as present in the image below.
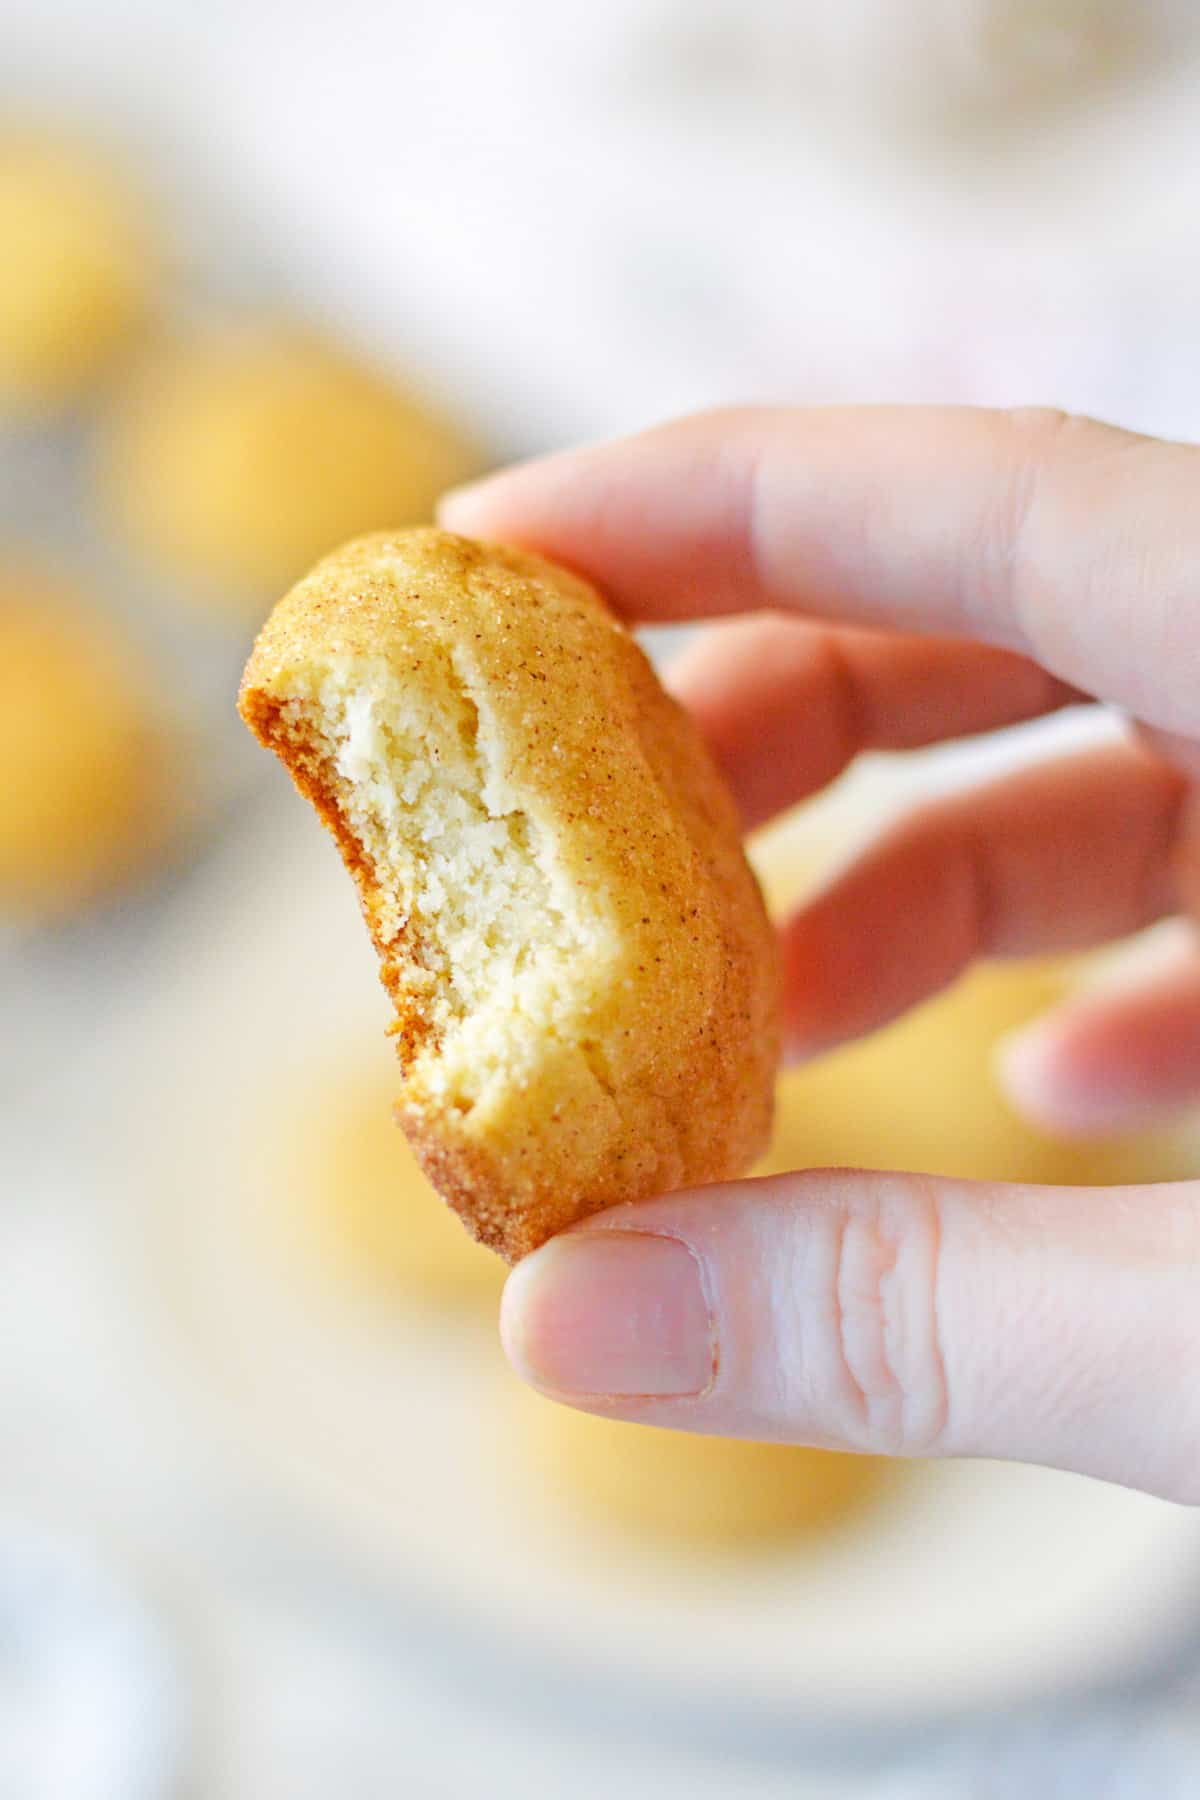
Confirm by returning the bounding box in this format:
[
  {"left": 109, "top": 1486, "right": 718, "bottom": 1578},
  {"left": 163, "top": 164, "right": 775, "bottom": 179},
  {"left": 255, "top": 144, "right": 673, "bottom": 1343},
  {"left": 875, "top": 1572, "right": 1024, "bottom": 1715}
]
[
  {"left": 5, "top": 1098, "right": 862, "bottom": 1799},
  {"left": 9, "top": 0, "right": 1200, "bottom": 449},
  {"left": 220, "top": 0, "right": 1200, "bottom": 446},
  {"left": 0, "top": 1515, "right": 187, "bottom": 1800}
]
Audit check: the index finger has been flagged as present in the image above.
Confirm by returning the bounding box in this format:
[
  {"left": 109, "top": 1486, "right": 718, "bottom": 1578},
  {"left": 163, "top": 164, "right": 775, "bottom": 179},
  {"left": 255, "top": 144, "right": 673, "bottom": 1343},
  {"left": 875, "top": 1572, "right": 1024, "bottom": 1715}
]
[{"left": 439, "top": 406, "right": 1200, "bottom": 742}]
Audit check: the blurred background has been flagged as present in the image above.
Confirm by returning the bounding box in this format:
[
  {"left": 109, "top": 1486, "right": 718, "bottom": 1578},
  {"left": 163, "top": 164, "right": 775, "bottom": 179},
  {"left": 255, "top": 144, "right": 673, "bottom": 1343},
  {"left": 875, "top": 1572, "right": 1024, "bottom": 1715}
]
[{"left": 7, "top": 2, "right": 1200, "bottom": 1794}]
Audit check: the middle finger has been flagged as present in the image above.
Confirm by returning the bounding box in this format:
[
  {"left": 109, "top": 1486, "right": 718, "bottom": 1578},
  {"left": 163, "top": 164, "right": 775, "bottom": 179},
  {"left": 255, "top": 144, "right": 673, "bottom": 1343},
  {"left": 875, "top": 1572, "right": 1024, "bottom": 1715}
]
[{"left": 670, "top": 615, "right": 1079, "bottom": 830}]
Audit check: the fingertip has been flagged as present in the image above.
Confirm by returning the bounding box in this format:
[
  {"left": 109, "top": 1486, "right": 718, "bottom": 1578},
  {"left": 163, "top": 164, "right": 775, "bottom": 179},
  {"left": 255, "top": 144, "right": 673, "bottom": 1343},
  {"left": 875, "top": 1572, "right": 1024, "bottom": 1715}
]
[
  {"left": 498, "top": 1249, "right": 542, "bottom": 1389},
  {"left": 437, "top": 447, "right": 611, "bottom": 568},
  {"left": 436, "top": 471, "right": 512, "bottom": 535},
  {"left": 996, "top": 1021, "right": 1071, "bottom": 1130},
  {"left": 995, "top": 1018, "right": 1122, "bottom": 1139}
]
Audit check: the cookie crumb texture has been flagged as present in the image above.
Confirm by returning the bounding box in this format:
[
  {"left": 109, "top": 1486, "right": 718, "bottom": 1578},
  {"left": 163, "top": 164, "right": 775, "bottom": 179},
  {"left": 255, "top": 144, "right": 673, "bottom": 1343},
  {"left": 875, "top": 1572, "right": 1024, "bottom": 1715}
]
[{"left": 240, "top": 528, "right": 778, "bottom": 1259}]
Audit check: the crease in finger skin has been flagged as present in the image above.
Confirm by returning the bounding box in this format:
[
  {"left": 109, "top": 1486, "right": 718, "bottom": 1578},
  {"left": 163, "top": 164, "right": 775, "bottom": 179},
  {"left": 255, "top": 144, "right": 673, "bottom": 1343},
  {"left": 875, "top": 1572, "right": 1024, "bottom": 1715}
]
[{"left": 821, "top": 1179, "right": 951, "bottom": 1458}]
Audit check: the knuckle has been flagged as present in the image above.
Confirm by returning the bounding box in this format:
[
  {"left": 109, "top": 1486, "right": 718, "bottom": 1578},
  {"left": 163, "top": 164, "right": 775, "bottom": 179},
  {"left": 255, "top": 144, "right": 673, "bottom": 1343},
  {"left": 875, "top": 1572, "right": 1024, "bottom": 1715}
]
[
  {"left": 820, "top": 1176, "right": 951, "bottom": 1457},
  {"left": 1002, "top": 406, "right": 1114, "bottom": 472},
  {"left": 1163, "top": 1458, "right": 1200, "bottom": 1507},
  {"left": 812, "top": 631, "right": 867, "bottom": 768},
  {"left": 1145, "top": 1385, "right": 1200, "bottom": 1505},
  {"left": 983, "top": 406, "right": 1093, "bottom": 638},
  {"left": 1151, "top": 1266, "right": 1200, "bottom": 1505},
  {"left": 991, "top": 407, "right": 1149, "bottom": 665},
  {"left": 1004, "top": 404, "right": 1077, "bottom": 440}
]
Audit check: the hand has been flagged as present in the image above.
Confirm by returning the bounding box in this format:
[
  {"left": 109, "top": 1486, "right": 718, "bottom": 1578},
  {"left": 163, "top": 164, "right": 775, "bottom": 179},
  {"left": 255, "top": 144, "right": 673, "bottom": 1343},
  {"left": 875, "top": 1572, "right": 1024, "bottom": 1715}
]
[{"left": 440, "top": 406, "right": 1200, "bottom": 1500}]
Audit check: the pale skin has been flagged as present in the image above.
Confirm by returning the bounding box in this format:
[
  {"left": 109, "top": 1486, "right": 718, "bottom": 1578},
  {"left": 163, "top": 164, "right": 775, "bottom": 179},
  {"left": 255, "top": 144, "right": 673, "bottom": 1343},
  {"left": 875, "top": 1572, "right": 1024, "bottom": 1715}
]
[{"left": 439, "top": 407, "right": 1200, "bottom": 1502}]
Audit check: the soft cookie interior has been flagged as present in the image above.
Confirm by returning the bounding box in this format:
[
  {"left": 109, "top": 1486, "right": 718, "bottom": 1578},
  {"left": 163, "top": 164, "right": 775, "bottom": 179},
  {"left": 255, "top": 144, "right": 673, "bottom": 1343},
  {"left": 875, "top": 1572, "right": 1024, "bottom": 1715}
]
[{"left": 243, "top": 642, "right": 618, "bottom": 1117}]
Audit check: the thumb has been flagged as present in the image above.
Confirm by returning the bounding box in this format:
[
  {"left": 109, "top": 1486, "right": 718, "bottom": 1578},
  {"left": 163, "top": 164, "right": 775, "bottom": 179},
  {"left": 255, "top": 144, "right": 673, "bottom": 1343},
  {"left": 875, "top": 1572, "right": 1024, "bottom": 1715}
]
[{"left": 501, "top": 1172, "right": 1200, "bottom": 1501}]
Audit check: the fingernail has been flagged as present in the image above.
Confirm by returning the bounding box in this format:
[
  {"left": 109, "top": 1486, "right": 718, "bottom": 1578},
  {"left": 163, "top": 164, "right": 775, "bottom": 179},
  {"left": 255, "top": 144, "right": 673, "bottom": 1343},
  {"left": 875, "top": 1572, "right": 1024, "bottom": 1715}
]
[{"left": 502, "top": 1231, "right": 716, "bottom": 1399}]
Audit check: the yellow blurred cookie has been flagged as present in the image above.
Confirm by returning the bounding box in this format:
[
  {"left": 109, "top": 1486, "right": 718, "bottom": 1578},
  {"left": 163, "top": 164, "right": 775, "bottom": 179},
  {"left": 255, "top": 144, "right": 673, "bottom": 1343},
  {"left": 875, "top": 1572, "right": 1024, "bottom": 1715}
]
[
  {"left": 0, "top": 132, "right": 155, "bottom": 411},
  {"left": 101, "top": 325, "right": 481, "bottom": 612},
  {"left": 271, "top": 1056, "right": 503, "bottom": 1306},
  {"left": 0, "top": 571, "right": 168, "bottom": 918},
  {"left": 517, "top": 1389, "right": 886, "bottom": 1548}
]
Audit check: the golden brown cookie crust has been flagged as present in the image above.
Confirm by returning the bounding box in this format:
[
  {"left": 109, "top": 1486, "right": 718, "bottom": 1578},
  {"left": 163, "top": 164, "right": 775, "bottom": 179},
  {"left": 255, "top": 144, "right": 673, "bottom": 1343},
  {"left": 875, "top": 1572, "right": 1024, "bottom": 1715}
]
[{"left": 239, "top": 527, "right": 778, "bottom": 1259}]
